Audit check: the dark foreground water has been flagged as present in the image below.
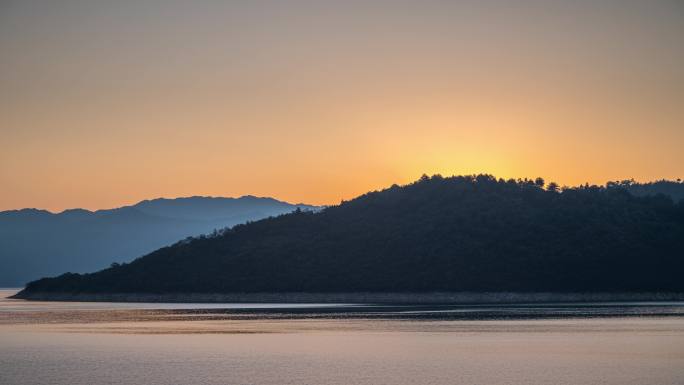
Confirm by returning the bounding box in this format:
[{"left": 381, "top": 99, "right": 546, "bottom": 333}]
[{"left": 1, "top": 289, "right": 683, "bottom": 385}]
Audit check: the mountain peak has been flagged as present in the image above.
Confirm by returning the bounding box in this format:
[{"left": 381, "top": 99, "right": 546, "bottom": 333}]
[{"left": 0, "top": 196, "right": 318, "bottom": 286}]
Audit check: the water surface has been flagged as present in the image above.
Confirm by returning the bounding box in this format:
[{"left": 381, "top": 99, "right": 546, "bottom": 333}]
[{"left": 1, "top": 289, "right": 683, "bottom": 385}]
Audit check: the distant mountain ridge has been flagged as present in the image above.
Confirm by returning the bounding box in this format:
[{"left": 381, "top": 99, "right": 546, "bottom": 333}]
[
  {"left": 0, "top": 196, "right": 318, "bottom": 286},
  {"left": 16, "top": 175, "right": 684, "bottom": 299},
  {"left": 611, "top": 179, "right": 684, "bottom": 203}
]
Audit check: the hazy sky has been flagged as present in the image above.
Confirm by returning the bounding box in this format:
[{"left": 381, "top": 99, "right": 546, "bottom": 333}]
[{"left": 1, "top": 0, "right": 683, "bottom": 211}]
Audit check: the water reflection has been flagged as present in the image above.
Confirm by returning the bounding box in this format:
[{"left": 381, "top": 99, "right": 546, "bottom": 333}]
[
  {"left": 2, "top": 289, "right": 684, "bottom": 385},
  {"left": 2, "top": 289, "right": 684, "bottom": 329}
]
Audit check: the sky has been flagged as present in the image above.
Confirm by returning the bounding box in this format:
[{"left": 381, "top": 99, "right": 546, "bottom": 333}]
[{"left": 1, "top": 0, "right": 683, "bottom": 212}]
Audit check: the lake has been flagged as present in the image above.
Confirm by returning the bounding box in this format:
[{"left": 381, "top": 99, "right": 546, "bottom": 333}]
[{"left": 1, "top": 289, "right": 683, "bottom": 385}]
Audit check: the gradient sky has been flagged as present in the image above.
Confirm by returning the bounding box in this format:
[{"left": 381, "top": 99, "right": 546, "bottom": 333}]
[{"left": 1, "top": 0, "right": 683, "bottom": 212}]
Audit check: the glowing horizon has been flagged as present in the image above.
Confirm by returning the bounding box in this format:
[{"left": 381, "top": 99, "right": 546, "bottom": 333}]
[{"left": 2, "top": 1, "right": 683, "bottom": 212}]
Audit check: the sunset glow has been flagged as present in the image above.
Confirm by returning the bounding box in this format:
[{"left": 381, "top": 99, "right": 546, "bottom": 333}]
[{"left": 1, "top": 1, "right": 683, "bottom": 211}]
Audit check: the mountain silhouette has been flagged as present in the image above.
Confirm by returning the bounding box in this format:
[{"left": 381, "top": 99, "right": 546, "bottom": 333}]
[
  {"left": 15, "top": 175, "right": 684, "bottom": 298},
  {"left": 0, "top": 196, "right": 317, "bottom": 286}
]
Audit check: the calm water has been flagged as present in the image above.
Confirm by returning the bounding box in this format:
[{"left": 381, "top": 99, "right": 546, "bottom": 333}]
[{"left": 1, "top": 289, "right": 684, "bottom": 385}]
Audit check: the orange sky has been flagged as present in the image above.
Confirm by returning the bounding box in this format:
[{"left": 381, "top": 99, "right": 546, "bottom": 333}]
[{"left": 1, "top": 1, "right": 683, "bottom": 212}]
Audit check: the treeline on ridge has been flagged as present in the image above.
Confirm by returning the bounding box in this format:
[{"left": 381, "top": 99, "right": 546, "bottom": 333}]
[{"left": 19, "top": 174, "right": 684, "bottom": 295}]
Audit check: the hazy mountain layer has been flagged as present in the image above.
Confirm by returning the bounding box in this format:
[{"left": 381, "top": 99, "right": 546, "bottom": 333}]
[{"left": 1, "top": 196, "right": 316, "bottom": 286}]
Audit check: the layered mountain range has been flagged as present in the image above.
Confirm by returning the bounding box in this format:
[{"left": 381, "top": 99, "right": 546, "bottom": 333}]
[{"left": 1, "top": 196, "right": 317, "bottom": 286}]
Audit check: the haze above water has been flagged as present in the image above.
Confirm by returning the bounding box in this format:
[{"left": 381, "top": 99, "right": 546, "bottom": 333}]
[{"left": 1, "top": 289, "right": 683, "bottom": 385}]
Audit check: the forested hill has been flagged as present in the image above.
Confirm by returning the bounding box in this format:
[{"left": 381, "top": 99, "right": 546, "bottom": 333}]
[
  {"left": 613, "top": 179, "right": 684, "bottom": 202},
  {"left": 17, "top": 175, "right": 684, "bottom": 296}
]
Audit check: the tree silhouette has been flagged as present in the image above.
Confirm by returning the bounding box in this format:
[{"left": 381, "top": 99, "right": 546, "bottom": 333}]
[{"left": 20, "top": 174, "right": 684, "bottom": 296}]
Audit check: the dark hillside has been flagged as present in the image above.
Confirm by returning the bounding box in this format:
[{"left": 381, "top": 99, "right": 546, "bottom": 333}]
[{"left": 18, "top": 175, "right": 684, "bottom": 296}]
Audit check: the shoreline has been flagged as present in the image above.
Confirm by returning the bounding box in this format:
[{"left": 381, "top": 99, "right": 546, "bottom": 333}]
[{"left": 10, "top": 291, "right": 684, "bottom": 304}]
